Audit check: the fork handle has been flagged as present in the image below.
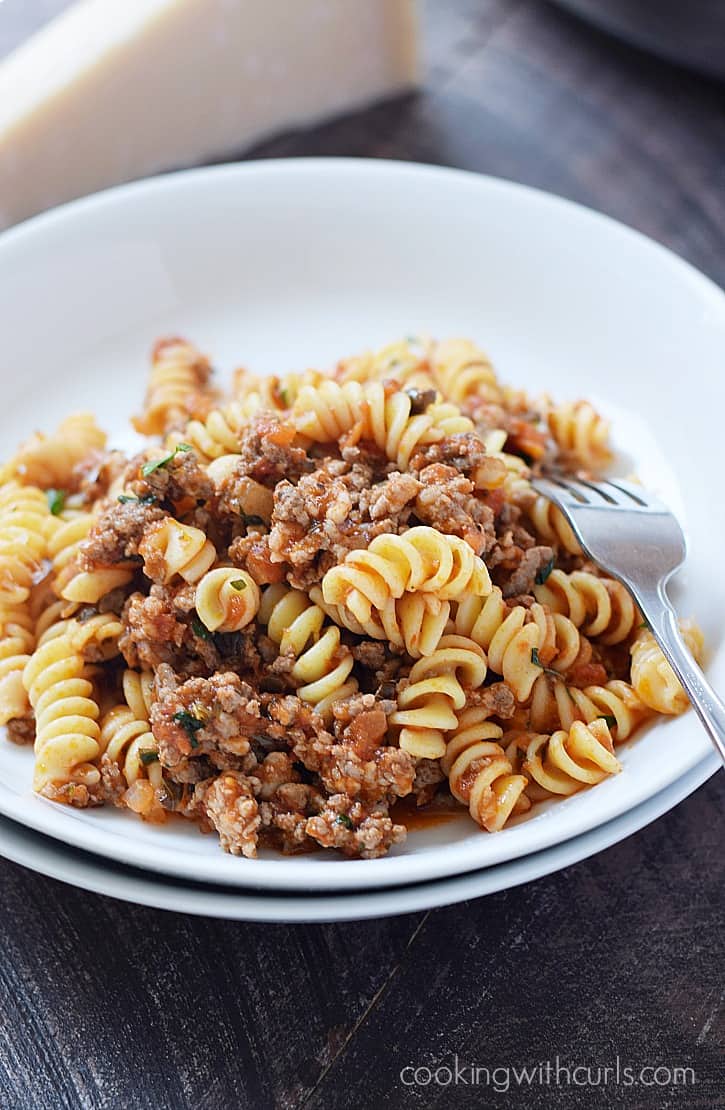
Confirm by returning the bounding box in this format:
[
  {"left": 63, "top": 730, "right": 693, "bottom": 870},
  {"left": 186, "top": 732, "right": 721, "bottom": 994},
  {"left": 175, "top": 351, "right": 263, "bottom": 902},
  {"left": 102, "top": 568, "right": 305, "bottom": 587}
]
[{"left": 634, "top": 585, "right": 725, "bottom": 766}]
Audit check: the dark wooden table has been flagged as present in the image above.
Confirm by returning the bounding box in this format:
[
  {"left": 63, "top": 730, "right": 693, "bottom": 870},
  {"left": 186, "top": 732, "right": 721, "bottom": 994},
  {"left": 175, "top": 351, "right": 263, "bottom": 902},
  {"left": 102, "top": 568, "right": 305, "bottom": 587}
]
[{"left": 1, "top": 3, "right": 723, "bottom": 1107}]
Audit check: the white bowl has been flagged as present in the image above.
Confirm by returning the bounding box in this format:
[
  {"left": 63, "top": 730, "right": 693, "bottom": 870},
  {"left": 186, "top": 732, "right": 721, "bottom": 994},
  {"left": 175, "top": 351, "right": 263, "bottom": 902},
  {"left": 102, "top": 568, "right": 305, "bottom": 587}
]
[{"left": 0, "top": 158, "right": 722, "bottom": 892}]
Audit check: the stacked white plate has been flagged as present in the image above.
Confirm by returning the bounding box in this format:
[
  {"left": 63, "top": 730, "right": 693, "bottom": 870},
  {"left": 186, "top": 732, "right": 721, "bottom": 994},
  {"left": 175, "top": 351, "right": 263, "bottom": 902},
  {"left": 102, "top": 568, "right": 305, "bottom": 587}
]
[{"left": 1, "top": 160, "right": 722, "bottom": 921}]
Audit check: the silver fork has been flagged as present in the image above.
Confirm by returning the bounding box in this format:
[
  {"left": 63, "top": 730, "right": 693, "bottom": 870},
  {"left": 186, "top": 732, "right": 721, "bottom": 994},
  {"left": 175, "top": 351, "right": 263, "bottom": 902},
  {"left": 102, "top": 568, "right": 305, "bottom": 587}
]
[{"left": 532, "top": 475, "right": 725, "bottom": 765}]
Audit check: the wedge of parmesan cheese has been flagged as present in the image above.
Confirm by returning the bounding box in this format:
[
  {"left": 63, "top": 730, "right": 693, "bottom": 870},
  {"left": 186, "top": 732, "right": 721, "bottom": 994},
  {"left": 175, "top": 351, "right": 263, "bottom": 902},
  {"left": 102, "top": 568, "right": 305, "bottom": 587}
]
[{"left": 0, "top": 0, "right": 418, "bottom": 229}]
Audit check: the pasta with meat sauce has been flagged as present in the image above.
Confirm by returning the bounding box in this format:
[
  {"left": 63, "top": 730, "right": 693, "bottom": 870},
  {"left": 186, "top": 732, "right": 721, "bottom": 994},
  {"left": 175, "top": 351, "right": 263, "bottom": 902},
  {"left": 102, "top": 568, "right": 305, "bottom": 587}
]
[{"left": 0, "top": 335, "right": 704, "bottom": 857}]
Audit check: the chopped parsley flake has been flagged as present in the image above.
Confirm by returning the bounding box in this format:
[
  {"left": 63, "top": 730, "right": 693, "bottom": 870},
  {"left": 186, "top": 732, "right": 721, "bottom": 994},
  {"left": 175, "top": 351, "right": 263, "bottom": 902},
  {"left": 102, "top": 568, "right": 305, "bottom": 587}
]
[
  {"left": 535, "top": 555, "right": 555, "bottom": 585},
  {"left": 139, "top": 749, "right": 159, "bottom": 766},
  {"left": 598, "top": 714, "right": 617, "bottom": 729},
  {"left": 191, "top": 616, "right": 211, "bottom": 640},
  {"left": 141, "top": 443, "right": 192, "bottom": 476},
  {"left": 337, "top": 814, "right": 354, "bottom": 830},
  {"left": 230, "top": 579, "right": 247, "bottom": 591},
  {"left": 173, "top": 711, "right": 204, "bottom": 748},
  {"left": 117, "top": 493, "right": 158, "bottom": 505},
  {"left": 46, "top": 489, "right": 66, "bottom": 516},
  {"left": 530, "top": 648, "right": 561, "bottom": 678}
]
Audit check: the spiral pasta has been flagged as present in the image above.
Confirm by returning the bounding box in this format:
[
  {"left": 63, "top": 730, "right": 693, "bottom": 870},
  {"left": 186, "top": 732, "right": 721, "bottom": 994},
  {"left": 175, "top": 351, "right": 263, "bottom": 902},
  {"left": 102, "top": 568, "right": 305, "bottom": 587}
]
[
  {"left": 525, "top": 494, "right": 583, "bottom": 555},
  {"left": 515, "top": 718, "right": 621, "bottom": 797},
  {"left": 480, "top": 429, "right": 533, "bottom": 499},
  {"left": 100, "top": 670, "right": 163, "bottom": 820},
  {"left": 311, "top": 586, "right": 449, "bottom": 659},
  {"left": 133, "top": 337, "right": 217, "bottom": 436},
  {"left": 451, "top": 589, "right": 549, "bottom": 701},
  {"left": 534, "top": 569, "right": 638, "bottom": 645},
  {"left": 0, "top": 482, "right": 55, "bottom": 608},
  {"left": 429, "top": 338, "right": 503, "bottom": 407},
  {"left": 48, "top": 513, "right": 132, "bottom": 605},
  {"left": 528, "top": 673, "right": 650, "bottom": 741},
  {"left": 139, "top": 519, "right": 216, "bottom": 585},
  {"left": 292, "top": 378, "right": 474, "bottom": 470},
  {"left": 547, "top": 400, "right": 612, "bottom": 471},
  {"left": 0, "top": 606, "right": 35, "bottom": 727},
  {"left": 35, "top": 592, "right": 122, "bottom": 661},
  {"left": 195, "top": 568, "right": 260, "bottom": 632},
  {"left": 390, "top": 635, "right": 487, "bottom": 759},
  {"left": 322, "top": 526, "right": 492, "bottom": 626},
  {"left": 259, "top": 585, "right": 358, "bottom": 716},
  {"left": 334, "top": 338, "right": 437, "bottom": 391},
  {"left": 23, "top": 627, "right": 102, "bottom": 798},
  {"left": 630, "top": 621, "right": 704, "bottom": 715},
  {"left": 441, "top": 711, "right": 530, "bottom": 831},
  {"left": 2, "top": 414, "right": 106, "bottom": 489},
  {"left": 179, "top": 401, "right": 252, "bottom": 460}
]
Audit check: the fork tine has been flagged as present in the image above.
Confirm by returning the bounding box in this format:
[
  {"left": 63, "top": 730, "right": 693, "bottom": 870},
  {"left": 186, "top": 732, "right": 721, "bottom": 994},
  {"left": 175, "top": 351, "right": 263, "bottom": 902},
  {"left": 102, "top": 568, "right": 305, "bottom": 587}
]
[
  {"left": 599, "top": 478, "right": 668, "bottom": 510},
  {"left": 531, "top": 476, "right": 584, "bottom": 508}
]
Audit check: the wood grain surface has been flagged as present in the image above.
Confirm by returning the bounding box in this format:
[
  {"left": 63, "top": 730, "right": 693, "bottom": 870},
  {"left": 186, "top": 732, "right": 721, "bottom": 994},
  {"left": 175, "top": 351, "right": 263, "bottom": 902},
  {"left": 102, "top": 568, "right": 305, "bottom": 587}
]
[{"left": 0, "top": 2, "right": 723, "bottom": 1107}]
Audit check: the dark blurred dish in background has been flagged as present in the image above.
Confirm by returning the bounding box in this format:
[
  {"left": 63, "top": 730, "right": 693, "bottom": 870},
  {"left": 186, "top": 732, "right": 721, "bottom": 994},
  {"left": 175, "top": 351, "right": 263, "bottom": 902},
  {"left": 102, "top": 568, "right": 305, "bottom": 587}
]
[{"left": 552, "top": 0, "right": 725, "bottom": 80}]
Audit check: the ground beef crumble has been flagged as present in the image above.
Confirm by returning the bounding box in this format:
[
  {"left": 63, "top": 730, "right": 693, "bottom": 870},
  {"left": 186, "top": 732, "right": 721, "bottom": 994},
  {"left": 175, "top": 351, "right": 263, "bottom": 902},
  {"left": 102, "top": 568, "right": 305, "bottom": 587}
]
[
  {"left": 80, "top": 499, "right": 166, "bottom": 568},
  {"left": 268, "top": 460, "right": 416, "bottom": 590},
  {"left": 150, "top": 667, "right": 263, "bottom": 771}
]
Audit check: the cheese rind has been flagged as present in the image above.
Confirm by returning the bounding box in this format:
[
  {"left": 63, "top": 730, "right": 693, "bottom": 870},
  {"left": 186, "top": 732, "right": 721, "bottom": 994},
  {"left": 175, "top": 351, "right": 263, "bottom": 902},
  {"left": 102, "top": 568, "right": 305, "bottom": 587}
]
[{"left": 0, "top": 0, "right": 418, "bottom": 229}]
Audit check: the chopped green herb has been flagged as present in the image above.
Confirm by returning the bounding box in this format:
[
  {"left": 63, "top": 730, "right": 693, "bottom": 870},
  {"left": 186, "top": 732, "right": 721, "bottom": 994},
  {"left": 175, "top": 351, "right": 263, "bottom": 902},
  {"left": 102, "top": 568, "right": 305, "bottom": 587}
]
[
  {"left": 141, "top": 442, "right": 192, "bottom": 476},
  {"left": 530, "top": 648, "right": 561, "bottom": 678},
  {"left": 191, "top": 616, "right": 211, "bottom": 640},
  {"left": 139, "top": 749, "right": 159, "bottom": 766},
  {"left": 241, "top": 512, "right": 265, "bottom": 527},
  {"left": 46, "top": 489, "right": 66, "bottom": 516},
  {"left": 638, "top": 619, "right": 651, "bottom": 631},
  {"left": 117, "top": 493, "right": 158, "bottom": 505},
  {"left": 230, "top": 579, "right": 247, "bottom": 591},
  {"left": 598, "top": 714, "right": 617, "bottom": 729},
  {"left": 337, "top": 814, "right": 354, "bottom": 830},
  {"left": 279, "top": 388, "right": 289, "bottom": 407},
  {"left": 535, "top": 555, "right": 555, "bottom": 585},
  {"left": 173, "top": 710, "right": 204, "bottom": 748}
]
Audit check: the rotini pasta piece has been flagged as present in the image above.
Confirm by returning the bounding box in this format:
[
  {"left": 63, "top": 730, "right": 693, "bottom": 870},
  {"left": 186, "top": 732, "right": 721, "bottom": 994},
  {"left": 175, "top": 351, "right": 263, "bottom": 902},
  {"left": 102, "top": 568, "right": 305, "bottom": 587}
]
[
  {"left": 517, "top": 718, "right": 621, "bottom": 797},
  {"left": 123, "top": 668, "right": 154, "bottom": 721},
  {"left": 451, "top": 588, "right": 543, "bottom": 701},
  {"left": 389, "top": 635, "right": 487, "bottom": 759},
  {"left": 429, "top": 337, "right": 503, "bottom": 407},
  {"left": 334, "top": 338, "right": 437, "bottom": 391},
  {"left": 528, "top": 673, "right": 650, "bottom": 742},
  {"left": 259, "top": 585, "right": 358, "bottom": 716},
  {"left": 179, "top": 399, "right": 260, "bottom": 460},
  {"left": 23, "top": 627, "right": 102, "bottom": 798},
  {"left": 310, "top": 586, "right": 449, "bottom": 659},
  {"left": 48, "top": 513, "right": 132, "bottom": 605},
  {"left": 99, "top": 670, "right": 162, "bottom": 820},
  {"left": 233, "top": 367, "right": 327, "bottom": 407},
  {"left": 547, "top": 400, "right": 612, "bottom": 471},
  {"left": 0, "top": 482, "right": 54, "bottom": 606},
  {"left": 179, "top": 369, "right": 325, "bottom": 461},
  {"left": 526, "top": 602, "right": 583, "bottom": 675},
  {"left": 133, "top": 337, "right": 217, "bottom": 436},
  {"left": 139, "top": 519, "right": 216, "bottom": 585},
  {"left": 525, "top": 494, "right": 583, "bottom": 555},
  {"left": 2, "top": 414, "right": 106, "bottom": 489},
  {"left": 322, "top": 526, "right": 492, "bottom": 626},
  {"left": 195, "top": 568, "right": 260, "bottom": 632},
  {"left": 0, "top": 605, "right": 35, "bottom": 727},
  {"left": 534, "top": 569, "right": 638, "bottom": 645},
  {"left": 480, "top": 429, "right": 532, "bottom": 499},
  {"left": 441, "top": 710, "right": 530, "bottom": 831},
  {"left": 630, "top": 620, "right": 704, "bottom": 715},
  {"left": 292, "top": 378, "right": 475, "bottom": 470}
]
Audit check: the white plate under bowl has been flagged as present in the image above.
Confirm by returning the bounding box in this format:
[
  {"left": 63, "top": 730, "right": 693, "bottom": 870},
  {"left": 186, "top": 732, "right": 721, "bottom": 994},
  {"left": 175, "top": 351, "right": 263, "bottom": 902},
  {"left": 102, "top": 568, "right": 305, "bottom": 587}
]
[
  {"left": 0, "top": 159, "right": 722, "bottom": 892},
  {"left": 0, "top": 755, "right": 718, "bottom": 922}
]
